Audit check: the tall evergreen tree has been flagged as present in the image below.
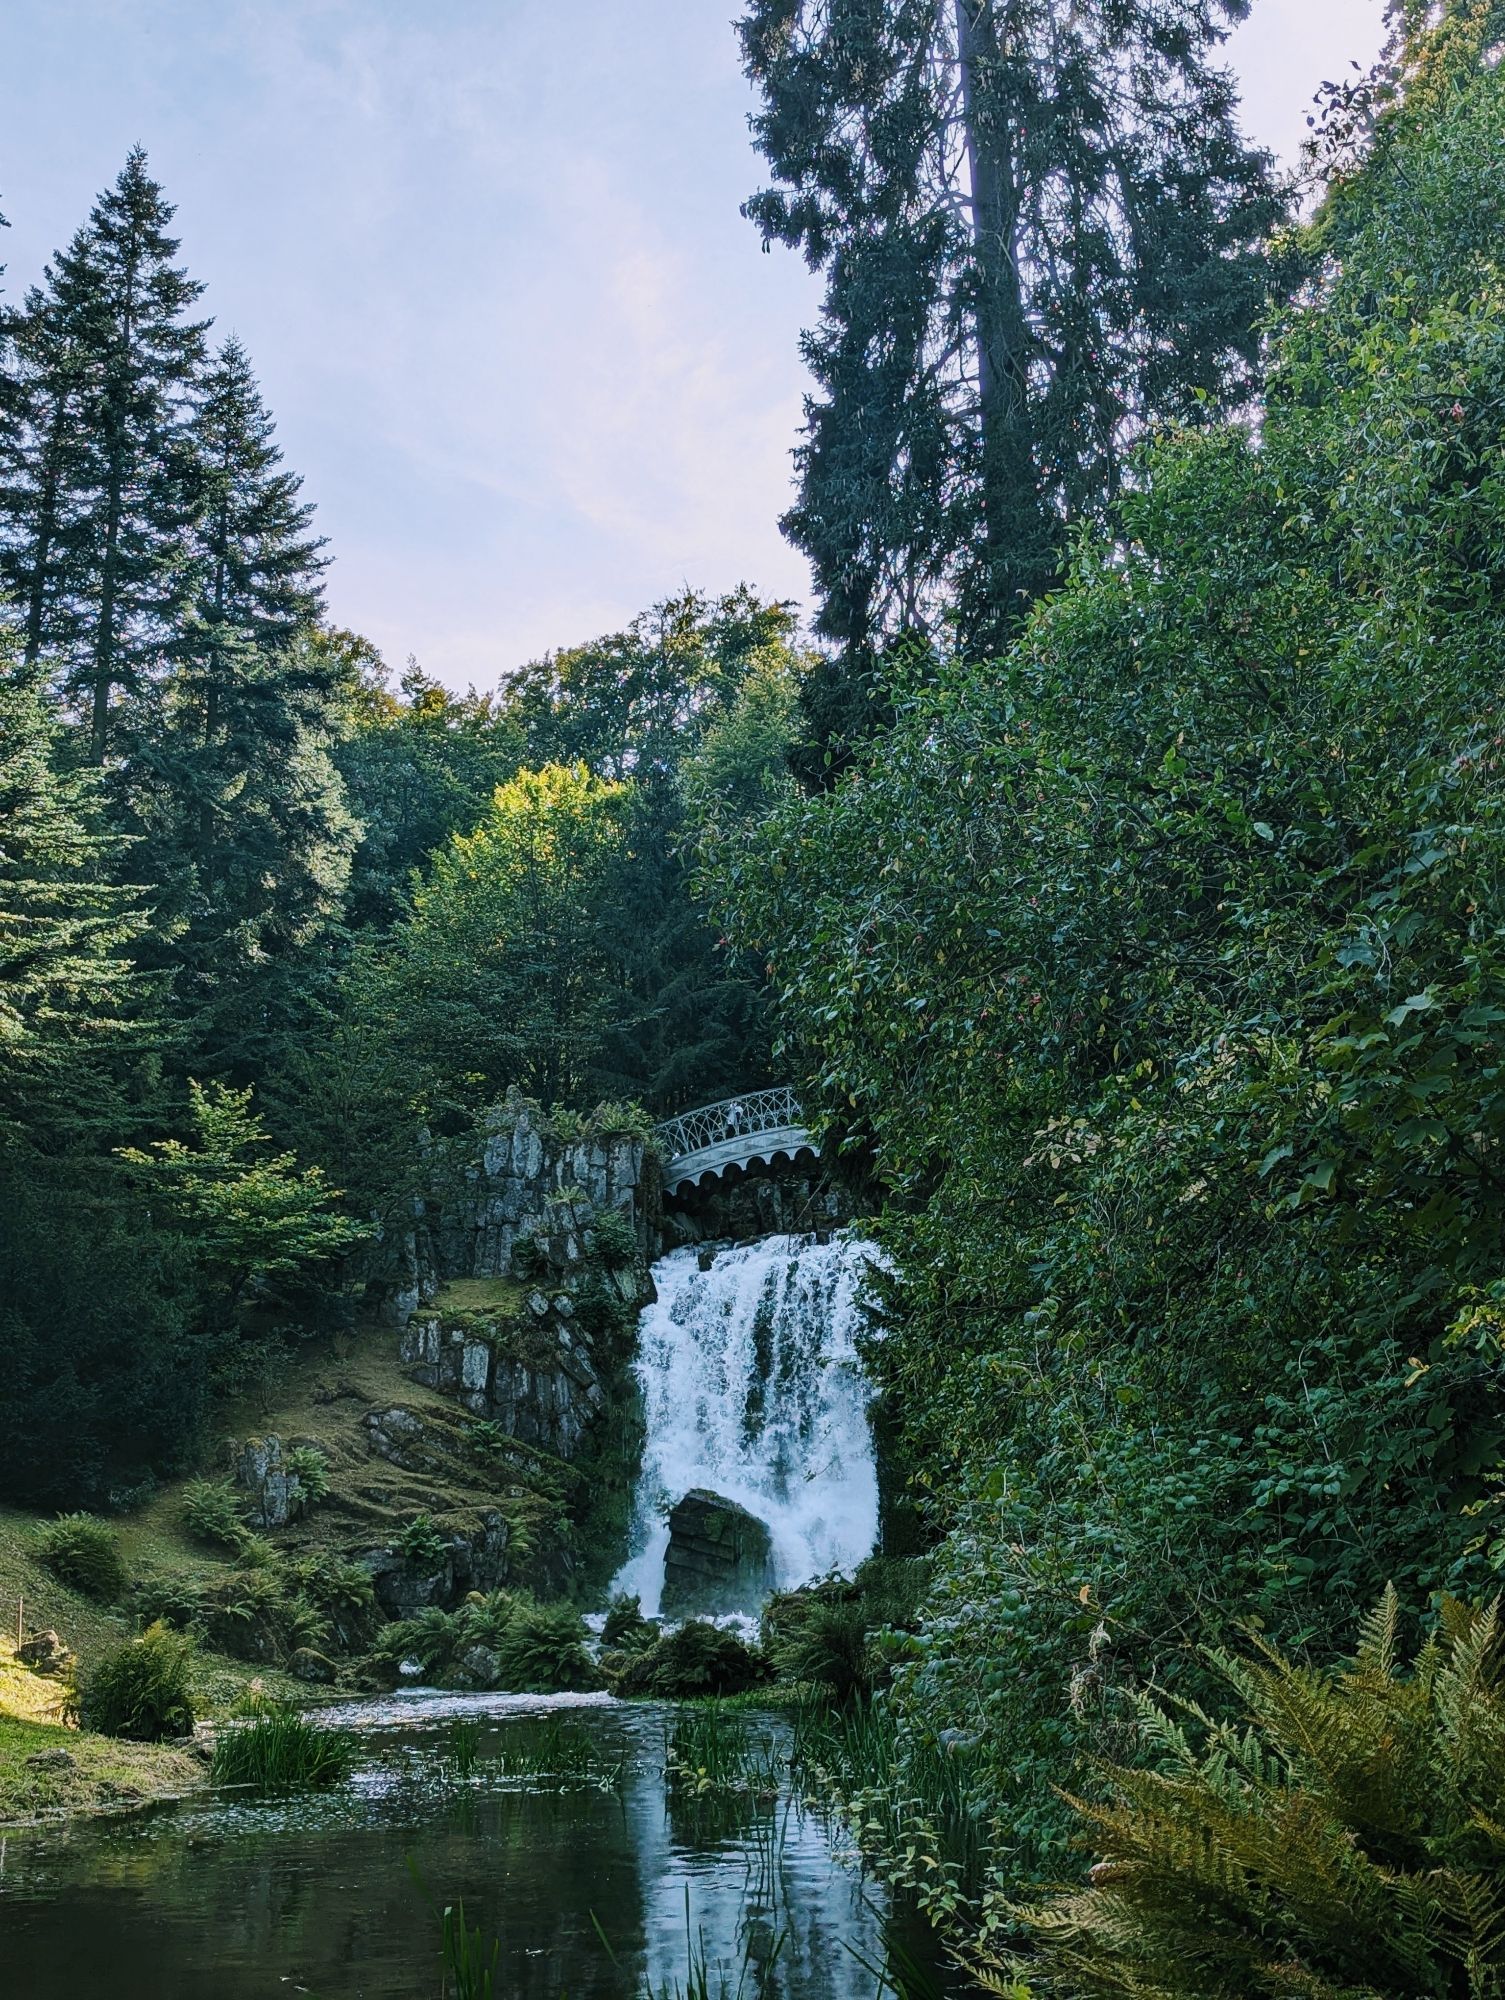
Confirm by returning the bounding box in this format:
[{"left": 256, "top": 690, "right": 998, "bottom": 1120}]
[
  {"left": 0, "top": 149, "right": 207, "bottom": 757},
  {"left": 128, "top": 336, "right": 352, "bottom": 1074},
  {"left": 740, "top": 0, "right": 1284, "bottom": 674},
  {"left": 0, "top": 654, "right": 145, "bottom": 1139},
  {"left": 165, "top": 334, "right": 330, "bottom": 869}
]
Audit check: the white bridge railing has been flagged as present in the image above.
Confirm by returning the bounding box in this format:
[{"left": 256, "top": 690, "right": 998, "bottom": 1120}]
[{"left": 653, "top": 1086, "right": 813, "bottom": 1192}]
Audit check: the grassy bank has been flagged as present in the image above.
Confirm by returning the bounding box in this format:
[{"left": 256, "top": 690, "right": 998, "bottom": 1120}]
[
  {"left": 0, "top": 1508, "right": 317, "bottom": 1827},
  {"left": 0, "top": 1651, "right": 202, "bottom": 1823}
]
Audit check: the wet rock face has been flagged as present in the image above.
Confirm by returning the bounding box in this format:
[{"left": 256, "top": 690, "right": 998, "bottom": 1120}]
[
  {"left": 662, "top": 1168, "right": 854, "bottom": 1248},
  {"left": 661, "top": 1489, "right": 775, "bottom": 1617}
]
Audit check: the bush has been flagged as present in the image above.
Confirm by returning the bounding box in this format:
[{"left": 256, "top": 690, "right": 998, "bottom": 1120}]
[
  {"left": 284, "top": 1552, "right": 377, "bottom": 1649},
  {"left": 510, "top": 1233, "right": 549, "bottom": 1281},
  {"left": 611, "top": 1620, "right": 768, "bottom": 1698},
  {"left": 36, "top": 1513, "right": 126, "bottom": 1601},
  {"left": 194, "top": 1566, "right": 293, "bottom": 1661},
  {"left": 372, "top": 1605, "right": 464, "bottom": 1680},
  {"left": 494, "top": 1602, "right": 602, "bottom": 1693},
  {"left": 181, "top": 1479, "right": 251, "bottom": 1554},
  {"left": 287, "top": 1446, "right": 330, "bottom": 1505},
  {"left": 209, "top": 1704, "right": 355, "bottom": 1791},
  {"left": 602, "top": 1592, "right": 655, "bottom": 1651},
  {"left": 130, "top": 1567, "right": 205, "bottom": 1632},
  {"left": 1004, "top": 1591, "right": 1505, "bottom": 2000},
  {"left": 588, "top": 1207, "right": 636, "bottom": 1263},
  {"left": 396, "top": 1513, "right": 448, "bottom": 1571},
  {"left": 71, "top": 1622, "right": 195, "bottom": 1740},
  {"left": 763, "top": 1582, "right": 872, "bottom": 1703}
]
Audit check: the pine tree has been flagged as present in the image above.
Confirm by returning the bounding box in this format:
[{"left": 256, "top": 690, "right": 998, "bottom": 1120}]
[
  {"left": 740, "top": 0, "right": 1284, "bottom": 670},
  {"left": 168, "top": 335, "right": 330, "bottom": 866},
  {"left": 0, "top": 654, "right": 144, "bottom": 1140},
  {"left": 126, "top": 335, "right": 352, "bottom": 1074},
  {"left": 0, "top": 149, "right": 207, "bottom": 757}
]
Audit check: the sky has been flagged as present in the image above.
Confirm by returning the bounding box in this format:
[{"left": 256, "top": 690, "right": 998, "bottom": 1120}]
[{"left": 1, "top": 1, "right": 1389, "bottom": 692}]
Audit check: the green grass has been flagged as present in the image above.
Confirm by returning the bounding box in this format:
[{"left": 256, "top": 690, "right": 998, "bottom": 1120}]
[
  {"left": 664, "top": 1703, "right": 783, "bottom": 1798},
  {"left": 433, "top": 1277, "right": 526, "bottom": 1318},
  {"left": 442, "top": 1716, "right": 484, "bottom": 1778},
  {"left": 209, "top": 1705, "right": 357, "bottom": 1791},
  {"left": 490, "top": 1715, "right": 624, "bottom": 1790},
  {"left": 0, "top": 1657, "right": 202, "bottom": 1825}
]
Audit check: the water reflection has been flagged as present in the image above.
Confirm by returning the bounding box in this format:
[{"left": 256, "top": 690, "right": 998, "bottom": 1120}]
[{"left": 0, "top": 1695, "right": 926, "bottom": 2000}]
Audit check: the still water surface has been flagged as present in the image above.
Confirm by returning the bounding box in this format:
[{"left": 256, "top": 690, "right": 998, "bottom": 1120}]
[{"left": 0, "top": 1693, "right": 943, "bottom": 1999}]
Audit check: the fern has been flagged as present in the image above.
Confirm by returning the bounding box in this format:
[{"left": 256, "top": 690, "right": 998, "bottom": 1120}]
[{"left": 1001, "top": 1594, "right": 1505, "bottom": 1999}]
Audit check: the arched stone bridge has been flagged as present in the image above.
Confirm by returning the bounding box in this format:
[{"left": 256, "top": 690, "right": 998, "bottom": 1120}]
[{"left": 654, "top": 1086, "right": 817, "bottom": 1196}]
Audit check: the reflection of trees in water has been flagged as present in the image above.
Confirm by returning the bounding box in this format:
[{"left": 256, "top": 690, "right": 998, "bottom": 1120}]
[{"left": 4, "top": 1705, "right": 897, "bottom": 2000}]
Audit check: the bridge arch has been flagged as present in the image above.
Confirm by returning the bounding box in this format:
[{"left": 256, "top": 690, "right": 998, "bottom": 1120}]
[{"left": 654, "top": 1087, "right": 817, "bottom": 1196}]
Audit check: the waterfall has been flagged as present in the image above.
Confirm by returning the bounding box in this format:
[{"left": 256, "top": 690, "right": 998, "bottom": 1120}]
[{"left": 614, "top": 1232, "right": 880, "bottom": 1615}]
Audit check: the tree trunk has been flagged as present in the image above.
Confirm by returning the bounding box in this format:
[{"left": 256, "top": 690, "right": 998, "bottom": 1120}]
[
  {"left": 22, "top": 396, "right": 67, "bottom": 670},
  {"left": 954, "top": 0, "right": 1056, "bottom": 649}
]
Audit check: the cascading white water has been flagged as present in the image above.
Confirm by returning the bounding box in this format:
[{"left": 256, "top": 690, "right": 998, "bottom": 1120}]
[{"left": 614, "top": 1231, "right": 880, "bottom": 1615}]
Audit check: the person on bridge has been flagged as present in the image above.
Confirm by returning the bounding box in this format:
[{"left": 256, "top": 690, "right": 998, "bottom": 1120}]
[{"left": 725, "top": 1099, "right": 744, "bottom": 1138}]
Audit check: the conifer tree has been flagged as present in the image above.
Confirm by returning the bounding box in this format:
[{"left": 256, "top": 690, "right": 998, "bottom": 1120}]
[
  {"left": 0, "top": 150, "right": 207, "bottom": 757},
  {"left": 0, "top": 654, "right": 144, "bottom": 1139},
  {"left": 130, "top": 336, "right": 351, "bottom": 1074},
  {"left": 740, "top": 0, "right": 1284, "bottom": 673},
  {"left": 168, "top": 334, "right": 329, "bottom": 863}
]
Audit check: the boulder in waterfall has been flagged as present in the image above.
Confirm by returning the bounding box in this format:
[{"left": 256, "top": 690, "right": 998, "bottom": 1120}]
[{"left": 661, "top": 1488, "right": 774, "bottom": 1616}]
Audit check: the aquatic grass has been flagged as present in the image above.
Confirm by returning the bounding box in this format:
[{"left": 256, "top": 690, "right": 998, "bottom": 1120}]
[
  {"left": 490, "top": 1714, "right": 624, "bottom": 1791},
  {"left": 664, "top": 1702, "right": 784, "bottom": 1798},
  {"left": 442, "top": 1716, "right": 484, "bottom": 1779},
  {"left": 209, "top": 1704, "right": 357, "bottom": 1791},
  {"left": 440, "top": 1899, "right": 499, "bottom": 2000},
  {"left": 790, "top": 1693, "right": 988, "bottom": 1939}
]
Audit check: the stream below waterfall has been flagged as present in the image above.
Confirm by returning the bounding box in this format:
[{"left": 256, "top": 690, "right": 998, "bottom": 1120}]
[
  {"left": 616, "top": 1233, "right": 881, "bottom": 1614},
  {"left": 0, "top": 1694, "right": 957, "bottom": 1998}
]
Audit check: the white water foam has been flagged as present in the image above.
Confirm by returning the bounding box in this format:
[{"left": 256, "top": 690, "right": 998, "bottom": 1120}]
[{"left": 613, "top": 1232, "right": 881, "bottom": 1614}]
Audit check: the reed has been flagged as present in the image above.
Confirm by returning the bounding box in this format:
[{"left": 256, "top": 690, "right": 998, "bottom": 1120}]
[
  {"left": 442, "top": 1716, "right": 483, "bottom": 1779},
  {"left": 440, "top": 1899, "right": 499, "bottom": 2000},
  {"left": 209, "top": 1705, "right": 357, "bottom": 1791},
  {"left": 663, "top": 1702, "right": 783, "bottom": 1798},
  {"left": 790, "top": 1693, "right": 988, "bottom": 1931},
  {"left": 490, "top": 1715, "right": 624, "bottom": 1789}
]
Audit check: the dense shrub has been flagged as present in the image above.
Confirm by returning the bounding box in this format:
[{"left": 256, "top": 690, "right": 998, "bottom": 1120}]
[
  {"left": 1004, "top": 1592, "right": 1505, "bottom": 2000},
  {"left": 396, "top": 1514, "right": 448, "bottom": 1571},
  {"left": 602, "top": 1592, "right": 655, "bottom": 1651},
  {"left": 286, "top": 1446, "right": 330, "bottom": 1505},
  {"left": 370, "top": 1593, "right": 599, "bottom": 1692},
  {"left": 283, "top": 1551, "right": 377, "bottom": 1649},
  {"left": 493, "top": 1602, "right": 601, "bottom": 1693},
  {"left": 611, "top": 1620, "right": 768, "bottom": 1698},
  {"left": 36, "top": 1513, "right": 126, "bottom": 1601},
  {"left": 763, "top": 1581, "right": 872, "bottom": 1703},
  {"left": 181, "top": 1480, "right": 251, "bottom": 1554},
  {"left": 693, "top": 8, "right": 1505, "bottom": 1929},
  {"left": 587, "top": 1207, "right": 636, "bottom": 1263},
  {"left": 130, "top": 1567, "right": 205, "bottom": 1632},
  {"left": 373, "top": 1605, "right": 460, "bottom": 1679},
  {"left": 71, "top": 1622, "right": 196, "bottom": 1740}
]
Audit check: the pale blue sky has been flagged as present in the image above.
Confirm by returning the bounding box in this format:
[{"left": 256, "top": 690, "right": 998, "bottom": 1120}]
[{"left": 1, "top": 1, "right": 1388, "bottom": 689}]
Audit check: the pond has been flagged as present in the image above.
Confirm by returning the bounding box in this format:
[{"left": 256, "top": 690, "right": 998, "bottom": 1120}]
[{"left": 0, "top": 1693, "right": 958, "bottom": 1999}]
